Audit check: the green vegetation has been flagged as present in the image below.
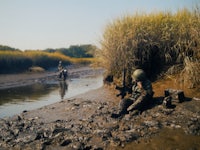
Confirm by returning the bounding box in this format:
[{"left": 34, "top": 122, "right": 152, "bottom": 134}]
[
  {"left": 0, "top": 45, "right": 20, "bottom": 51},
  {"left": 0, "top": 44, "right": 96, "bottom": 74},
  {"left": 44, "top": 44, "right": 96, "bottom": 58},
  {"left": 98, "top": 7, "right": 200, "bottom": 87}
]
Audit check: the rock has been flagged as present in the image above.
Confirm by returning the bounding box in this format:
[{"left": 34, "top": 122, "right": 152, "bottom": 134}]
[
  {"left": 160, "top": 107, "right": 175, "bottom": 115},
  {"left": 143, "top": 120, "right": 160, "bottom": 128},
  {"left": 13, "top": 129, "right": 20, "bottom": 136},
  {"left": 42, "top": 139, "right": 52, "bottom": 146},
  {"left": 104, "top": 75, "right": 113, "bottom": 84},
  {"left": 164, "top": 89, "right": 185, "bottom": 103},
  {"left": 71, "top": 142, "right": 84, "bottom": 149},
  {"left": 52, "top": 127, "right": 70, "bottom": 135},
  {"left": 162, "top": 96, "right": 172, "bottom": 108},
  {"left": 186, "top": 117, "right": 200, "bottom": 135},
  {"left": 60, "top": 139, "right": 72, "bottom": 146},
  {"left": 22, "top": 110, "right": 28, "bottom": 113},
  {"left": 119, "top": 124, "right": 130, "bottom": 131},
  {"left": 12, "top": 115, "right": 23, "bottom": 122}
]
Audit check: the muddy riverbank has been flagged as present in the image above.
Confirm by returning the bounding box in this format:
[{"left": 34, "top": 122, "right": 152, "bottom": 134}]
[
  {"left": 0, "top": 65, "right": 102, "bottom": 90},
  {"left": 0, "top": 66, "right": 200, "bottom": 150}
]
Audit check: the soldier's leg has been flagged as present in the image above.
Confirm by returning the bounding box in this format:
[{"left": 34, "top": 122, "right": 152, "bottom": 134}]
[
  {"left": 128, "top": 94, "right": 151, "bottom": 112},
  {"left": 111, "top": 98, "right": 134, "bottom": 118},
  {"left": 119, "top": 98, "right": 134, "bottom": 115},
  {"left": 59, "top": 71, "right": 62, "bottom": 79}
]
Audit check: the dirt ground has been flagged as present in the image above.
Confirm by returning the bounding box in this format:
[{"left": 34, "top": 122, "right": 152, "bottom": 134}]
[{"left": 0, "top": 66, "right": 200, "bottom": 150}]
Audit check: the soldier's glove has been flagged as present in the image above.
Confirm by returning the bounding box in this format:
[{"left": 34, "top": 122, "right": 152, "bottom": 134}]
[{"left": 127, "top": 104, "right": 135, "bottom": 111}]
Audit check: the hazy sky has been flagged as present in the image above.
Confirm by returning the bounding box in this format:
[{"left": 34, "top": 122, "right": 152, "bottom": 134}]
[{"left": 0, "top": 0, "right": 198, "bottom": 50}]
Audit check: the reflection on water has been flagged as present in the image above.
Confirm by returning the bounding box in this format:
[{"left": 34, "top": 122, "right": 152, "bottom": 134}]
[
  {"left": 0, "top": 75, "right": 103, "bottom": 118},
  {"left": 59, "top": 81, "right": 68, "bottom": 99},
  {"left": 0, "top": 84, "right": 58, "bottom": 105}
]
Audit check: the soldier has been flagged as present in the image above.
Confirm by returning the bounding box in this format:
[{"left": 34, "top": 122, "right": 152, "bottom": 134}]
[
  {"left": 112, "top": 69, "right": 154, "bottom": 118},
  {"left": 58, "top": 61, "right": 63, "bottom": 79}
]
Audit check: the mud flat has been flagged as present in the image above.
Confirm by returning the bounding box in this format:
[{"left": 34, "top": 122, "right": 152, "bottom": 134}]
[
  {"left": 0, "top": 65, "right": 102, "bottom": 90},
  {"left": 0, "top": 67, "right": 200, "bottom": 149}
]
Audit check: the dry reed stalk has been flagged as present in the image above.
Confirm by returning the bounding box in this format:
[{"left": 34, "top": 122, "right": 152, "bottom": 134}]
[
  {"left": 99, "top": 8, "right": 200, "bottom": 86},
  {"left": 180, "top": 57, "right": 200, "bottom": 88}
]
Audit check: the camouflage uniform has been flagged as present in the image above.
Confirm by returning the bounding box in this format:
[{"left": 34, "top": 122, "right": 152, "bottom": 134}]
[
  {"left": 58, "top": 61, "right": 63, "bottom": 72},
  {"left": 58, "top": 61, "right": 63, "bottom": 78},
  {"left": 111, "top": 69, "right": 153, "bottom": 118},
  {"left": 119, "top": 79, "right": 153, "bottom": 115}
]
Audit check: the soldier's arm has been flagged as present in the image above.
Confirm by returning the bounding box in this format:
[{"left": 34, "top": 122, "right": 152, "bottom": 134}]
[{"left": 127, "top": 90, "right": 148, "bottom": 111}]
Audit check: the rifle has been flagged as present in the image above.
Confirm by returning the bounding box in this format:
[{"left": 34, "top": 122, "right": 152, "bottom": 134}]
[{"left": 116, "top": 68, "right": 128, "bottom": 99}]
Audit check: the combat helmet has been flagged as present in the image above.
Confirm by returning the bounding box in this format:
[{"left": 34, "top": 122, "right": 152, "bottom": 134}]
[{"left": 132, "top": 69, "right": 146, "bottom": 81}]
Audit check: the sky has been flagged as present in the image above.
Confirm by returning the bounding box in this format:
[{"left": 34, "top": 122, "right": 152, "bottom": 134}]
[{"left": 0, "top": 0, "right": 199, "bottom": 50}]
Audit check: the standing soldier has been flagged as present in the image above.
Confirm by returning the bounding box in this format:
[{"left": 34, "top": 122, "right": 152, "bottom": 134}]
[
  {"left": 112, "top": 69, "right": 154, "bottom": 118},
  {"left": 58, "top": 61, "right": 63, "bottom": 79}
]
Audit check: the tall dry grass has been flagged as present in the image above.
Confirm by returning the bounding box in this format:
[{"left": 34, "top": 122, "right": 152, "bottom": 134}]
[
  {"left": 0, "top": 51, "right": 32, "bottom": 73},
  {"left": 24, "top": 50, "right": 71, "bottom": 69},
  {"left": 0, "top": 50, "right": 71, "bottom": 73},
  {"left": 0, "top": 50, "right": 96, "bottom": 73},
  {"left": 99, "top": 7, "right": 200, "bottom": 86}
]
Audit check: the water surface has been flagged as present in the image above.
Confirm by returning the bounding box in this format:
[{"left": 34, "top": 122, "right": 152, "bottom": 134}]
[{"left": 0, "top": 75, "right": 103, "bottom": 118}]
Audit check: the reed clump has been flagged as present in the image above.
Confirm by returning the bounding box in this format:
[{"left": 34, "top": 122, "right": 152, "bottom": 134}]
[
  {"left": 24, "top": 50, "right": 71, "bottom": 69},
  {"left": 0, "top": 50, "right": 71, "bottom": 73},
  {"left": 0, "top": 49, "right": 97, "bottom": 74},
  {"left": 99, "top": 7, "right": 200, "bottom": 87},
  {"left": 0, "top": 51, "right": 32, "bottom": 73}
]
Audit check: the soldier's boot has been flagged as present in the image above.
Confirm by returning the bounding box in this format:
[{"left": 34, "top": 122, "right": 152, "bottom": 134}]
[{"left": 111, "top": 108, "right": 128, "bottom": 118}]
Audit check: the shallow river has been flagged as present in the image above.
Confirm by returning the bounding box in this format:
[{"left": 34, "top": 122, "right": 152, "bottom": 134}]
[{"left": 0, "top": 74, "right": 103, "bottom": 118}]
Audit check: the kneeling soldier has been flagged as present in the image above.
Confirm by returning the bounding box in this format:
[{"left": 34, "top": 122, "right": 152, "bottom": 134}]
[{"left": 112, "top": 69, "right": 154, "bottom": 118}]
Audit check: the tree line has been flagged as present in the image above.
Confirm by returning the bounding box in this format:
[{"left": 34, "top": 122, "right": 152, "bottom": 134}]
[{"left": 44, "top": 44, "right": 96, "bottom": 58}]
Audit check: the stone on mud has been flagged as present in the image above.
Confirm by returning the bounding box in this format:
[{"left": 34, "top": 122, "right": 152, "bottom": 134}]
[{"left": 164, "top": 89, "right": 185, "bottom": 103}]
